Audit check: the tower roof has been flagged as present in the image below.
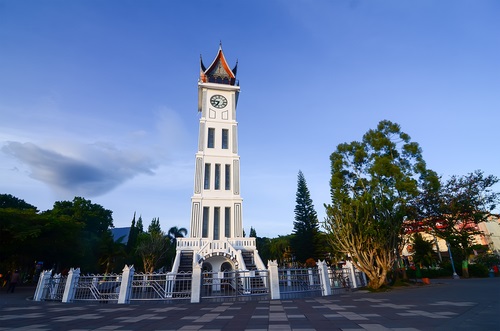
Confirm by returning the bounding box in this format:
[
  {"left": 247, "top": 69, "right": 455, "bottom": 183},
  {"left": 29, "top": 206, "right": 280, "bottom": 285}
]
[{"left": 200, "top": 44, "right": 238, "bottom": 86}]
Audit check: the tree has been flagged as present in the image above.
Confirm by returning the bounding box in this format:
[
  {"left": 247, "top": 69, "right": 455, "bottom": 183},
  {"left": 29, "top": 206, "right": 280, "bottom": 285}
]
[
  {"left": 136, "top": 215, "right": 144, "bottom": 232},
  {"left": 411, "top": 233, "right": 435, "bottom": 269},
  {"left": 126, "top": 212, "right": 140, "bottom": 254},
  {"left": 291, "top": 170, "right": 321, "bottom": 263},
  {"left": 45, "top": 197, "right": 114, "bottom": 272},
  {"left": 167, "top": 226, "right": 188, "bottom": 247},
  {"left": 249, "top": 227, "right": 257, "bottom": 238},
  {"left": 0, "top": 194, "right": 38, "bottom": 211},
  {"left": 136, "top": 232, "right": 169, "bottom": 273},
  {"left": 148, "top": 217, "right": 162, "bottom": 234},
  {"left": 98, "top": 230, "right": 126, "bottom": 274},
  {"left": 324, "top": 120, "right": 433, "bottom": 289},
  {"left": 419, "top": 170, "right": 499, "bottom": 277},
  {"left": 269, "top": 235, "right": 293, "bottom": 265},
  {"left": 136, "top": 218, "right": 169, "bottom": 272}
]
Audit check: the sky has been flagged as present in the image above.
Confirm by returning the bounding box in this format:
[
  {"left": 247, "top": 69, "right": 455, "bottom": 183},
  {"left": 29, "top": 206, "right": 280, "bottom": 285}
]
[{"left": 1, "top": 0, "right": 499, "bottom": 238}]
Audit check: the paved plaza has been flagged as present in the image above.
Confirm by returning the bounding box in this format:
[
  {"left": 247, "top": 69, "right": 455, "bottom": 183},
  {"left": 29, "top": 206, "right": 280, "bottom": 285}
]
[{"left": 1, "top": 277, "right": 499, "bottom": 331}]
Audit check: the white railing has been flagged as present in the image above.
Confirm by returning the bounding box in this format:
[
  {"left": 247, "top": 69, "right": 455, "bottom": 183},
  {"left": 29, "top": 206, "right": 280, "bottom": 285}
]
[
  {"left": 177, "top": 237, "right": 256, "bottom": 251},
  {"left": 32, "top": 261, "right": 365, "bottom": 304}
]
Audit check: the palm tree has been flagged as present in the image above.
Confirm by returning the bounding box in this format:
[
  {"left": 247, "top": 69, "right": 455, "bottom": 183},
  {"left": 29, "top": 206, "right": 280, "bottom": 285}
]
[{"left": 167, "top": 226, "right": 188, "bottom": 248}]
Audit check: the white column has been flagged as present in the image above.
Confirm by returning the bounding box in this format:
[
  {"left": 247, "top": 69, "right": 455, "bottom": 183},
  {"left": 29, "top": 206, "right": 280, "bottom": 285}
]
[
  {"left": 191, "top": 263, "right": 202, "bottom": 303},
  {"left": 118, "top": 265, "right": 135, "bottom": 304},
  {"left": 267, "top": 260, "right": 280, "bottom": 300},
  {"left": 33, "top": 269, "right": 53, "bottom": 301},
  {"left": 345, "top": 261, "right": 358, "bottom": 288},
  {"left": 62, "top": 268, "right": 80, "bottom": 303},
  {"left": 317, "top": 260, "right": 332, "bottom": 296}
]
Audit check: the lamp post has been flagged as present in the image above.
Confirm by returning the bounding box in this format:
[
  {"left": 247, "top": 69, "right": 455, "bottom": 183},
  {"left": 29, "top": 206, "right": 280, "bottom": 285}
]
[{"left": 447, "top": 242, "right": 460, "bottom": 279}]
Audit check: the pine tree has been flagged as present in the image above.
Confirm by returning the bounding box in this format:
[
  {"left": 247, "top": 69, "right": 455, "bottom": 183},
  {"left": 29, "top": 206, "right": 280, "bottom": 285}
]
[
  {"left": 291, "top": 170, "right": 320, "bottom": 263},
  {"left": 136, "top": 215, "right": 144, "bottom": 232},
  {"left": 249, "top": 226, "right": 257, "bottom": 238},
  {"left": 148, "top": 217, "right": 162, "bottom": 234},
  {"left": 126, "top": 212, "right": 138, "bottom": 254}
]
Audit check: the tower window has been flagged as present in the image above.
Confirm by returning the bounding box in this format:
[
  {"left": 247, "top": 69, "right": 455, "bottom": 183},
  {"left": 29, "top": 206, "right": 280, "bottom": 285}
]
[
  {"left": 215, "top": 164, "right": 221, "bottom": 190},
  {"left": 225, "top": 207, "right": 231, "bottom": 238},
  {"left": 204, "top": 163, "right": 211, "bottom": 190},
  {"left": 214, "top": 207, "right": 220, "bottom": 240},
  {"left": 225, "top": 164, "right": 231, "bottom": 190},
  {"left": 202, "top": 207, "right": 209, "bottom": 238},
  {"left": 222, "top": 129, "right": 228, "bottom": 149},
  {"left": 208, "top": 128, "right": 215, "bottom": 148}
]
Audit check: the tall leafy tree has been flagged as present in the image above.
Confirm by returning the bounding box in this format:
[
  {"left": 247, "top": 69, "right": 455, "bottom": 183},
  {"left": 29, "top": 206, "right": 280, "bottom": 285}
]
[
  {"left": 98, "top": 230, "right": 126, "bottom": 274},
  {"left": 291, "top": 170, "right": 320, "bottom": 263},
  {"left": 1, "top": 197, "right": 42, "bottom": 271},
  {"left": 269, "top": 235, "right": 293, "bottom": 265},
  {"left": 418, "top": 170, "right": 499, "bottom": 277},
  {"left": 136, "top": 218, "right": 169, "bottom": 272},
  {"left": 45, "top": 197, "right": 114, "bottom": 272},
  {"left": 0, "top": 194, "right": 38, "bottom": 211},
  {"left": 324, "top": 120, "right": 434, "bottom": 289}
]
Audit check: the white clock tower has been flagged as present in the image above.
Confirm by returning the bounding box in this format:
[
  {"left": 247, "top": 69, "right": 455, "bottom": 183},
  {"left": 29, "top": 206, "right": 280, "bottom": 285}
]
[{"left": 173, "top": 45, "right": 265, "bottom": 274}]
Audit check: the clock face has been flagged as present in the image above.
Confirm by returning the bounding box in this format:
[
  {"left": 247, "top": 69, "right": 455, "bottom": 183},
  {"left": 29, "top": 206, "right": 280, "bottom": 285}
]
[{"left": 210, "top": 94, "right": 228, "bottom": 109}]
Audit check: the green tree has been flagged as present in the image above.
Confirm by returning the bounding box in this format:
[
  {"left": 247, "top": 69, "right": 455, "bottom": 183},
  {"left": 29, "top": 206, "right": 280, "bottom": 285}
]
[
  {"left": 291, "top": 170, "right": 321, "bottom": 263},
  {"left": 0, "top": 201, "right": 42, "bottom": 272},
  {"left": 148, "top": 217, "right": 162, "bottom": 234},
  {"left": 126, "top": 212, "right": 140, "bottom": 254},
  {"left": 167, "top": 226, "right": 188, "bottom": 247},
  {"left": 136, "top": 232, "right": 169, "bottom": 273},
  {"left": 0, "top": 195, "right": 83, "bottom": 274},
  {"left": 45, "top": 197, "right": 114, "bottom": 272},
  {"left": 256, "top": 236, "right": 271, "bottom": 265},
  {"left": 0, "top": 194, "right": 38, "bottom": 210},
  {"left": 136, "top": 218, "right": 169, "bottom": 272},
  {"left": 324, "top": 120, "right": 433, "bottom": 289},
  {"left": 165, "top": 226, "right": 188, "bottom": 269},
  {"left": 249, "top": 226, "right": 257, "bottom": 238},
  {"left": 136, "top": 215, "right": 144, "bottom": 232},
  {"left": 98, "top": 230, "right": 126, "bottom": 274},
  {"left": 411, "top": 233, "right": 435, "bottom": 269},
  {"left": 419, "top": 170, "right": 499, "bottom": 277},
  {"left": 269, "top": 235, "right": 293, "bottom": 265}
]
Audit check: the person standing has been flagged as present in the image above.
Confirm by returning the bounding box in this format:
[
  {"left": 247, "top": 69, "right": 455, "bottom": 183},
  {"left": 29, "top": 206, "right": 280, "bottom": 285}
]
[{"left": 7, "top": 270, "right": 20, "bottom": 293}]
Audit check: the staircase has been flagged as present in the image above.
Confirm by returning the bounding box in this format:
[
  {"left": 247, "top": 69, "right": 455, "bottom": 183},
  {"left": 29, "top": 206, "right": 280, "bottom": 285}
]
[
  {"left": 174, "top": 251, "right": 193, "bottom": 296},
  {"left": 178, "top": 251, "right": 193, "bottom": 273},
  {"left": 242, "top": 251, "right": 256, "bottom": 270}
]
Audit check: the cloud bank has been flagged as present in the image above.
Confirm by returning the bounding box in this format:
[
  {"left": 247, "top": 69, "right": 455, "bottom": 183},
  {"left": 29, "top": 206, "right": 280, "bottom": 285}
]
[{"left": 2, "top": 141, "right": 156, "bottom": 197}]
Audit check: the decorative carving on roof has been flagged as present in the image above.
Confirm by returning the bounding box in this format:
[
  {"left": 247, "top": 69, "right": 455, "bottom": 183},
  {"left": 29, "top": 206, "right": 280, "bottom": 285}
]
[{"left": 200, "top": 45, "right": 238, "bottom": 86}]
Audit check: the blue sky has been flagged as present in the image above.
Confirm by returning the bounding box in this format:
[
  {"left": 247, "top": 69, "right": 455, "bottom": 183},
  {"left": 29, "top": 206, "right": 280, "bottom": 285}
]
[{"left": 1, "top": 0, "right": 499, "bottom": 238}]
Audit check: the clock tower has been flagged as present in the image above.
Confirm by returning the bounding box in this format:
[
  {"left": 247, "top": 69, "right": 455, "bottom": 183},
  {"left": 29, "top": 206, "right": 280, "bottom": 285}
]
[{"left": 173, "top": 45, "right": 265, "bottom": 275}]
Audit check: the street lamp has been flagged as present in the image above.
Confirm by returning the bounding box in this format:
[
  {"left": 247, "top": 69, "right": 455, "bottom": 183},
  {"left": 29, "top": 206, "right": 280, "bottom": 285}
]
[{"left": 447, "top": 242, "right": 460, "bottom": 279}]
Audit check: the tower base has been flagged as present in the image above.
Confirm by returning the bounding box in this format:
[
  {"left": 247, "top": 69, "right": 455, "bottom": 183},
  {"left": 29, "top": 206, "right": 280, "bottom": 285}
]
[{"left": 172, "top": 237, "right": 265, "bottom": 274}]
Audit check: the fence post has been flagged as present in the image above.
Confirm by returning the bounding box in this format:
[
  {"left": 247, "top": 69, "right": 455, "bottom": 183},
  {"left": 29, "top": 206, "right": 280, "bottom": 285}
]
[
  {"left": 317, "top": 260, "right": 332, "bottom": 296},
  {"left": 267, "top": 260, "right": 280, "bottom": 300},
  {"left": 50, "top": 273, "right": 62, "bottom": 300},
  {"left": 191, "top": 263, "right": 202, "bottom": 303},
  {"left": 62, "top": 268, "right": 80, "bottom": 303},
  {"left": 33, "top": 269, "right": 53, "bottom": 301},
  {"left": 118, "top": 265, "right": 135, "bottom": 304},
  {"left": 166, "top": 272, "right": 175, "bottom": 298},
  {"left": 345, "top": 261, "right": 358, "bottom": 288}
]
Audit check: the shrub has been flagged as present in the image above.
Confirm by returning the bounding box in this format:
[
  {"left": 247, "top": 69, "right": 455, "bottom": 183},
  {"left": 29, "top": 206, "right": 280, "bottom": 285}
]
[{"left": 468, "top": 264, "right": 489, "bottom": 278}]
